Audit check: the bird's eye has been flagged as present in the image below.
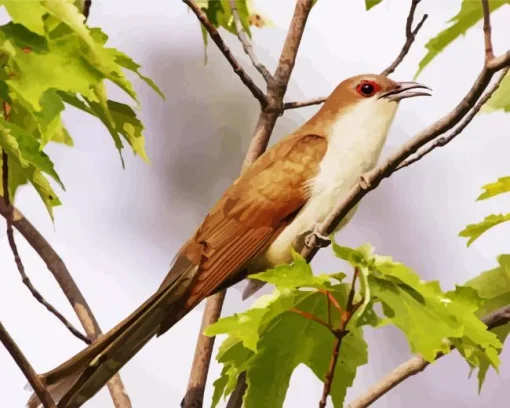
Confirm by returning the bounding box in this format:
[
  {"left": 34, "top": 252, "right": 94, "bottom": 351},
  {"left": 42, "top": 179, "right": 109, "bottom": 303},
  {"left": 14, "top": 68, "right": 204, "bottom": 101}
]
[{"left": 356, "top": 81, "right": 378, "bottom": 97}]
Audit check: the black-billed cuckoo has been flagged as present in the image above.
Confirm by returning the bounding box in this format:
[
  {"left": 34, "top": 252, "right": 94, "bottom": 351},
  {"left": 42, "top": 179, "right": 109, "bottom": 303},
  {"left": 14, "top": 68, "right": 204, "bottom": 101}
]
[{"left": 27, "top": 74, "right": 430, "bottom": 407}]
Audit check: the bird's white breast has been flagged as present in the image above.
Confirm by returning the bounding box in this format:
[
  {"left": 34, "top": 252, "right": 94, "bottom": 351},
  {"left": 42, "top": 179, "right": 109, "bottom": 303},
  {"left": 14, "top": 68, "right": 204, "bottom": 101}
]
[{"left": 264, "top": 98, "right": 398, "bottom": 266}]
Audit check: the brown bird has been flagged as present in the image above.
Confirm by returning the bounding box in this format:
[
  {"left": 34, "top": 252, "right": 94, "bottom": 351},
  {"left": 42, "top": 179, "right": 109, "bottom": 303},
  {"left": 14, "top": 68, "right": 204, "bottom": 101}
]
[{"left": 27, "top": 74, "right": 430, "bottom": 407}]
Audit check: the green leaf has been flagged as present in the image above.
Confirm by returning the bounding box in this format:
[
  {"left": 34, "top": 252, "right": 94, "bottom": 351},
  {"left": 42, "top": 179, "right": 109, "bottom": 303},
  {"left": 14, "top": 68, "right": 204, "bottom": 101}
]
[
  {"left": 0, "top": 119, "right": 64, "bottom": 216},
  {"left": 481, "top": 72, "right": 510, "bottom": 113},
  {"left": 477, "top": 176, "right": 510, "bottom": 200},
  {"left": 459, "top": 214, "right": 510, "bottom": 246},
  {"left": 248, "top": 250, "right": 335, "bottom": 291},
  {"left": 211, "top": 287, "right": 368, "bottom": 408},
  {"left": 0, "top": 1, "right": 47, "bottom": 36},
  {"left": 416, "top": 0, "right": 510, "bottom": 78},
  {"left": 365, "top": 0, "right": 383, "bottom": 10}
]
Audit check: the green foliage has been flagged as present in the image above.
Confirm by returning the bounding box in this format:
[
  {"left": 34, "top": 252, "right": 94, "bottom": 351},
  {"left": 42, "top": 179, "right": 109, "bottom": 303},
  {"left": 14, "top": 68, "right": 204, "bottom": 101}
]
[
  {"left": 477, "top": 177, "right": 510, "bottom": 200},
  {"left": 0, "top": 0, "right": 161, "bottom": 216},
  {"left": 482, "top": 72, "right": 510, "bottom": 113},
  {"left": 208, "top": 245, "right": 502, "bottom": 407},
  {"left": 459, "top": 214, "right": 510, "bottom": 247},
  {"left": 415, "top": 0, "right": 510, "bottom": 78},
  {"left": 365, "top": 0, "right": 383, "bottom": 11}
]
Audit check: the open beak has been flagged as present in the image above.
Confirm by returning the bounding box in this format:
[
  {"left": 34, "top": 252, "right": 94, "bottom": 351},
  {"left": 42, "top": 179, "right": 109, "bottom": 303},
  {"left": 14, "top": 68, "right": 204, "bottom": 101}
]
[{"left": 379, "top": 81, "right": 432, "bottom": 102}]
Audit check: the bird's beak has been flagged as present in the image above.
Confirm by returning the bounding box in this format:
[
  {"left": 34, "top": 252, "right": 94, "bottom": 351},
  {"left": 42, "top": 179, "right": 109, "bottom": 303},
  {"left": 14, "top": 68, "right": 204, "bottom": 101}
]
[{"left": 379, "top": 81, "right": 432, "bottom": 102}]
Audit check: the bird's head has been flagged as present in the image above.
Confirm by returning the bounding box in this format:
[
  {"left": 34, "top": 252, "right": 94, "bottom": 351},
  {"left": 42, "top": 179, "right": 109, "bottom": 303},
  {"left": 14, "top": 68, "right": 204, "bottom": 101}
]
[
  {"left": 338, "top": 73, "right": 431, "bottom": 102},
  {"left": 311, "top": 73, "right": 431, "bottom": 132}
]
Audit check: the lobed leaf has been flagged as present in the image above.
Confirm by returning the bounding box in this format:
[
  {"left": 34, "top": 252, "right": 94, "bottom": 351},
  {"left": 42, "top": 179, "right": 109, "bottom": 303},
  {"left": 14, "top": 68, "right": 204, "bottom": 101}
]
[
  {"left": 416, "top": 0, "right": 510, "bottom": 78},
  {"left": 459, "top": 214, "right": 510, "bottom": 246}
]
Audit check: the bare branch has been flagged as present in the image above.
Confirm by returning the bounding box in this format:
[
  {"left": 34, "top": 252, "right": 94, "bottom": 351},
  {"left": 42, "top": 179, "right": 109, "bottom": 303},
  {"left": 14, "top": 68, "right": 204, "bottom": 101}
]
[
  {"left": 381, "top": 0, "right": 428, "bottom": 77},
  {"left": 1, "top": 148, "right": 90, "bottom": 345},
  {"left": 0, "top": 321, "right": 56, "bottom": 408},
  {"left": 0, "top": 198, "right": 132, "bottom": 407},
  {"left": 242, "top": 0, "right": 315, "bottom": 167},
  {"left": 229, "top": 0, "right": 272, "bottom": 82},
  {"left": 183, "top": 0, "right": 267, "bottom": 106},
  {"left": 284, "top": 0, "right": 427, "bottom": 112},
  {"left": 482, "top": 0, "right": 494, "bottom": 61},
  {"left": 283, "top": 96, "right": 327, "bottom": 110},
  {"left": 347, "top": 304, "right": 510, "bottom": 408},
  {"left": 181, "top": 290, "right": 226, "bottom": 408},
  {"left": 397, "top": 67, "right": 509, "bottom": 171}
]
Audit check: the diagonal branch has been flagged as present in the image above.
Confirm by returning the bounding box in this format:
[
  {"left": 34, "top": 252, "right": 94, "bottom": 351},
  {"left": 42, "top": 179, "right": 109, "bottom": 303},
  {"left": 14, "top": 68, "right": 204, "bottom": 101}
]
[
  {"left": 380, "top": 0, "right": 428, "bottom": 77},
  {"left": 183, "top": 2, "right": 316, "bottom": 407},
  {"left": 396, "top": 67, "right": 509, "bottom": 171},
  {"left": 229, "top": 0, "right": 272, "bottom": 82},
  {"left": 0, "top": 321, "right": 56, "bottom": 408},
  {"left": 183, "top": 0, "right": 267, "bottom": 107},
  {"left": 0, "top": 197, "right": 132, "bottom": 408},
  {"left": 346, "top": 304, "right": 510, "bottom": 408},
  {"left": 283, "top": 0, "right": 427, "bottom": 111}
]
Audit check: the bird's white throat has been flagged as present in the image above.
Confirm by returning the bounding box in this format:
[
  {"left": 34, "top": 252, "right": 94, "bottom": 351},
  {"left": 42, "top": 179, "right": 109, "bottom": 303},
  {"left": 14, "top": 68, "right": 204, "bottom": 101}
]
[{"left": 264, "top": 98, "right": 399, "bottom": 266}]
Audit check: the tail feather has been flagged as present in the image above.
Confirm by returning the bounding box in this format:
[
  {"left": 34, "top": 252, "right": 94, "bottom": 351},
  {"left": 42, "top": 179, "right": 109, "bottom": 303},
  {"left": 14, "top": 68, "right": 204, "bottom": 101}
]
[{"left": 26, "top": 260, "right": 199, "bottom": 408}]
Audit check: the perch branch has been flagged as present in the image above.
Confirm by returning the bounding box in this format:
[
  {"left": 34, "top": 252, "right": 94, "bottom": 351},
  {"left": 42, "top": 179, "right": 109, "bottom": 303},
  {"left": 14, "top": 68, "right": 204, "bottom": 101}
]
[
  {"left": 229, "top": 0, "right": 272, "bottom": 81},
  {"left": 397, "top": 67, "right": 509, "bottom": 171},
  {"left": 283, "top": 0, "right": 427, "bottom": 111},
  {"left": 183, "top": 2, "right": 316, "bottom": 407},
  {"left": 0, "top": 321, "right": 56, "bottom": 408},
  {"left": 347, "top": 304, "right": 510, "bottom": 408},
  {"left": 183, "top": 0, "right": 267, "bottom": 106},
  {"left": 0, "top": 197, "right": 132, "bottom": 407}
]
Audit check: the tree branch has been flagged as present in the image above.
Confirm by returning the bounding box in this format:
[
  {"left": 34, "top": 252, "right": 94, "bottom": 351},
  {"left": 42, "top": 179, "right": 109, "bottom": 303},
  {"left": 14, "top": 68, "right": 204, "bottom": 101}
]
[
  {"left": 283, "top": 0, "right": 427, "bottom": 112},
  {"left": 0, "top": 197, "right": 132, "bottom": 408},
  {"left": 346, "top": 304, "right": 510, "bottom": 408},
  {"left": 182, "top": 0, "right": 267, "bottom": 107},
  {"left": 396, "top": 67, "right": 509, "bottom": 171},
  {"left": 228, "top": 0, "right": 272, "bottom": 82},
  {"left": 482, "top": 0, "right": 494, "bottom": 61},
  {"left": 0, "top": 321, "right": 56, "bottom": 408},
  {"left": 380, "top": 0, "right": 428, "bottom": 77},
  {"left": 183, "top": 2, "right": 316, "bottom": 407}
]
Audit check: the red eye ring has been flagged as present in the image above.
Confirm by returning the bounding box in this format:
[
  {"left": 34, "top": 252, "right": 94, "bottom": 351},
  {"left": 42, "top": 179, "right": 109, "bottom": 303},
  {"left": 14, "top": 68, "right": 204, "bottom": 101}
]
[{"left": 356, "top": 81, "right": 380, "bottom": 97}]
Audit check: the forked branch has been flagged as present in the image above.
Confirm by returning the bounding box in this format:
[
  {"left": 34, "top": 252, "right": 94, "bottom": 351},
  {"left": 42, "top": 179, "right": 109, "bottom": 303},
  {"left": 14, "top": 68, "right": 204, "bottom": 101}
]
[{"left": 283, "top": 0, "right": 427, "bottom": 111}]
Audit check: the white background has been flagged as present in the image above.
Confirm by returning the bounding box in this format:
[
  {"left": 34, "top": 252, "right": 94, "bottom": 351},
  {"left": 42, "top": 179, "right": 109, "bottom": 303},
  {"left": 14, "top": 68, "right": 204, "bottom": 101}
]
[{"left": 1, "top": 0, "right": 510, "bottom": 407}]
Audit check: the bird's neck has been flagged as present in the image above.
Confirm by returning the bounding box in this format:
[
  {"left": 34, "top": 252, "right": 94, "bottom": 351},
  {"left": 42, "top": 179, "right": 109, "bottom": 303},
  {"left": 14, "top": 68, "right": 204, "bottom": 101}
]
[{"left": 310, "top": 98, "right": 398, "bottom": 197}]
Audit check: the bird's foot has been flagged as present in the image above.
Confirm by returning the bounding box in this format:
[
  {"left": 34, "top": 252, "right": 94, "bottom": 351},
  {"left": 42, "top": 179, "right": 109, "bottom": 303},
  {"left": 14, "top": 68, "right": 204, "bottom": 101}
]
[
  {"left": 359, "top": 174, "right": 372, "bottom": 190},
  {"left": 305, "top": 227, "right": 331, "bottom": 249}
]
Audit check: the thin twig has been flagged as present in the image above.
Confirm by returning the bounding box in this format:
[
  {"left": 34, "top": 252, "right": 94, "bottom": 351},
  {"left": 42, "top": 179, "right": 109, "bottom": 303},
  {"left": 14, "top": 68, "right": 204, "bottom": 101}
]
[
  {"left": 380, "top": 0, "right": 428, "bottom": 76},
  {"left": 181, "top": 290, "right": 226, "bottom": 408},
  {"left": 0, "top": 321, "right": 56, "bottom": 408},
  {"left": 184, "top": 2, "right": 316, "bottom": 407},
  {"left": 319, "top": 336, "right": 342, "bottom": 408},
  {"left": 283, "top": 96, "right": 327, "bottom": 110},
  {"left": 183, "top": 0, "right": 267, "bottom": 106},
  {"left": 397, "top": 67, "right": 509, "bottom": 171},
  {"left": 481, "top": 0, "right": 494, "bottom": 61},
  {"left": 283, "top": 0, "right": 427, "bottom": 111},
  {"left": 346, "top": 304, "right": 510, "bottom": 408},
  {"left": 229, "top": 0, "right": 272, "bottom": 81}
]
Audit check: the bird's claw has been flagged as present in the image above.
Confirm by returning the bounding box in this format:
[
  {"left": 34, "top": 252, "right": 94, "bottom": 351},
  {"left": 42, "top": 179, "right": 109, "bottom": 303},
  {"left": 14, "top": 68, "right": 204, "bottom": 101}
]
[{"left": 305, "top": 227, "right": 331, "bottom": 249}]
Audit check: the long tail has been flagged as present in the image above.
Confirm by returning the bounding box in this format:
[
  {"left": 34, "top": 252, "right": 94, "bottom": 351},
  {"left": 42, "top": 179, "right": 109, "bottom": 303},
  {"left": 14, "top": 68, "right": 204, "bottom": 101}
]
[{"left": 26, "top": 257, "right": 199, "bottom": 408}]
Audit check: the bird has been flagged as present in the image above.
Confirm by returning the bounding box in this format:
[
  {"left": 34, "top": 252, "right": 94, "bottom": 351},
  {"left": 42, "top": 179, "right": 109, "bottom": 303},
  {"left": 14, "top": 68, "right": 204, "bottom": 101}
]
[{"left": 27, "top": 73, "right": 430, "bottom": 408}]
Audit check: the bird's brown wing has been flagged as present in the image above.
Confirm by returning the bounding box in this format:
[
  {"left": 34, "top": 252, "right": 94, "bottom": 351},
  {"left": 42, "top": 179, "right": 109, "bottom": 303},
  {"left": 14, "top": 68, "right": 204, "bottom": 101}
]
[
  {"left": 30, "top": 133, "right": 328, "bottom": 408},
  {"left": 158, "top": 132, "right": 328, "bottom": 330}
]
